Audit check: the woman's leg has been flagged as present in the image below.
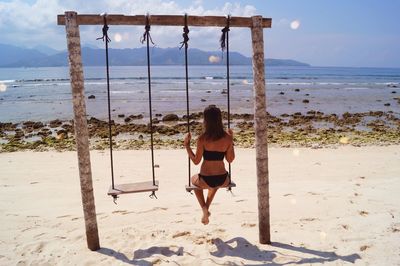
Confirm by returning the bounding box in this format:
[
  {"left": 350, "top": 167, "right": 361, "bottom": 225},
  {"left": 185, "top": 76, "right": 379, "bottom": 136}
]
[
  {"left": 205, "top": 188, "right": 218, "bottom": 209},
  {"left": 191, "top": 174, "right": 210, "bottom": 224},
  {"left": 193, "top": 189, "right": 206, "bottom": 208}
]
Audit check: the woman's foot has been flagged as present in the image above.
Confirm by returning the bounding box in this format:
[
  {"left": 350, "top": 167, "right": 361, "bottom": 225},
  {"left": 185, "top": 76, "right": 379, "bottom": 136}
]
[{"left": 201, "top": 206, "right": 210, "bottom": 225}]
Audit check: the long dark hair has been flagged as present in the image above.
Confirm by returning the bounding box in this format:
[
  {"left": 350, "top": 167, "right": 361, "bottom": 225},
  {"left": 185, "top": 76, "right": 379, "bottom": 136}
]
[{"left": 202, "top": 105, "right": 225, "bottom": 141}]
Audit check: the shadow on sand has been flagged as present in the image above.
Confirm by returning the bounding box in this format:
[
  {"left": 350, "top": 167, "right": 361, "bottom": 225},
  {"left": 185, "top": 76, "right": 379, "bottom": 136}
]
[
  {"left": 97, "top": 246, "right": 184, "bottom": 266},
  {"left": 210, "top": 237, "right": 361, "bottom": 265}
]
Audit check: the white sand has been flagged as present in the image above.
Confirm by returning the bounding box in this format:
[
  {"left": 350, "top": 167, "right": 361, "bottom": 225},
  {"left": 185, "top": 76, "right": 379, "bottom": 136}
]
[{"left": 1, "top": 146, "right": 399, "bottom": 265}]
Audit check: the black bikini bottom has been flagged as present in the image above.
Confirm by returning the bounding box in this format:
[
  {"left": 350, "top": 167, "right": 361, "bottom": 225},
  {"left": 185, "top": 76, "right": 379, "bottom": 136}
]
[{"left": 199, "top": 172, "right": 228, "bottom": 188}]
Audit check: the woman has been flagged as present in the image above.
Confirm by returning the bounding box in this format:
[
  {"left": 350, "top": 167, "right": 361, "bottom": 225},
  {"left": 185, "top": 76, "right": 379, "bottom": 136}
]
[{"left": 184, "top": 105, "right": 235, "bottom": 225}]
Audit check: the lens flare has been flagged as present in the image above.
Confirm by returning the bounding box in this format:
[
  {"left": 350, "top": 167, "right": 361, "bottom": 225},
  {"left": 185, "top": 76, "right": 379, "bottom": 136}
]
[
  {"left": 0, "top": 83, "right": 7, "bottom": 92},
  {"left": 114, "top": 33, "right": 122, "bottom": 42},
  {"left": 208, "top": 55, "right": 221, "bottom": 63},
  {"left": 290, "top": 20, "right": 300, "bottom": 30}
]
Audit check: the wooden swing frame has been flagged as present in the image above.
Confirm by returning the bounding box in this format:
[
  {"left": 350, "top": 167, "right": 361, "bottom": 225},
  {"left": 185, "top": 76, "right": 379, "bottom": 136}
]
[{"left": 58, "top": 11, "right": 272, "bottom": 251}]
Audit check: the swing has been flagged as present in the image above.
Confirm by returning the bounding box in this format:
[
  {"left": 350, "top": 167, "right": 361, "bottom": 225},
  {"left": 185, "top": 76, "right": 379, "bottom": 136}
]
[
  {"left": 97, "top": 15, "right": 159, "bottom": 201},
  {"left": 184, "top": 15, "right": 236, "bottom": 192}
]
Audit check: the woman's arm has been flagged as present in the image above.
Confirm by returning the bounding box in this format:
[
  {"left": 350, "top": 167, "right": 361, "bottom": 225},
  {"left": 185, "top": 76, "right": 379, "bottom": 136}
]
[
  {"left": 184, "top": 133, "right": 203, "bottom": 165},
  {"left": 225, "top": 130, "right": 235, "bottom": 163}
]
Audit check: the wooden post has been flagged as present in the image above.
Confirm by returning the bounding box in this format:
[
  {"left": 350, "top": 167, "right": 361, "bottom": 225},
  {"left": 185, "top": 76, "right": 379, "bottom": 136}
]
[
  {"left": 251, "top": 16, "right": 271, "bottom": 244},
  {"left": 64, "top": 11, "right": 100, "bottom": 251}
]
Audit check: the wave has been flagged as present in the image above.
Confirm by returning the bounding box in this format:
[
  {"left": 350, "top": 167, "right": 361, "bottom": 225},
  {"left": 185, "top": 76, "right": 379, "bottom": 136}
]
[{"left": 0, "top": 79, "right": 16, "bottom": 83}]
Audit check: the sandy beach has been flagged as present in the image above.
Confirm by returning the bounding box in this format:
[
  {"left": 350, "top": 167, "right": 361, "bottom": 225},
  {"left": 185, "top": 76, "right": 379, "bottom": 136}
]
[{"left": 1, "top": 146, "right": 399, "bottom": 265}]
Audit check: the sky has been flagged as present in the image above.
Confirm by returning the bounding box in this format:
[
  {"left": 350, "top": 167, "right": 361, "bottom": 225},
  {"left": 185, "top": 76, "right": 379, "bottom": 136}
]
[{"left": 0, "top": 0, "right": 399, "bottom": 67}]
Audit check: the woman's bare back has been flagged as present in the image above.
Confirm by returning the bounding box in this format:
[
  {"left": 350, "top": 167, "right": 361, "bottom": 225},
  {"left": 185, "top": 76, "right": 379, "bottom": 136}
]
[{"left": 199, "top": 132, "right": 234, "bottom": 176}]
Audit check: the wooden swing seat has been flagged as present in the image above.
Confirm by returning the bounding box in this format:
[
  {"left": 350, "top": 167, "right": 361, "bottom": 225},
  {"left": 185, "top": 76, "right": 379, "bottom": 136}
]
[
  {"left": 185, "top": 182, "right": 236, "bottom": 192},
  {"left": 108, "top": 180, "right": 159, "bottom": 196}
]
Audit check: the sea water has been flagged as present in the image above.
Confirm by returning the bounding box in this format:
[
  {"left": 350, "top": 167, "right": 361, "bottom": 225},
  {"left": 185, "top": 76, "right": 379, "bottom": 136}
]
[{"left": 0, "top": 65, "right": 399, "bottom": 122}]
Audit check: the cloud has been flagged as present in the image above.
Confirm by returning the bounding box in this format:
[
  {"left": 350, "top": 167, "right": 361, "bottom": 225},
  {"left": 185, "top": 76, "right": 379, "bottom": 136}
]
[{"left": 0, "top": 0, "right": 258, "bottom": 54}]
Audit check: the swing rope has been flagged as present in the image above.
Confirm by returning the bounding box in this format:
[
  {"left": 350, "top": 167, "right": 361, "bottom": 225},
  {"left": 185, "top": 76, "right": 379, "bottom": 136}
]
[
  {"left": 97, "top": 15, "right": 116, "bottom": 196},
  {"left": 180, "top": 14, "right": 191, "bottom": 189},
  {"left": 142, "top": 15, "right": 157, "bottom": 199},
  {"left": 220, "top": 15, "right": 233, "bottom": 191}
]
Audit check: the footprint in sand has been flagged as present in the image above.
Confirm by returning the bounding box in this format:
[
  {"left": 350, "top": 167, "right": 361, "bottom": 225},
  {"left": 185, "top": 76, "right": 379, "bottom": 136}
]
[
  {"left": 32, "top": 242, "right": 46, "bottom": 254},
  {"left": 194, "top": 236, "right": 211, "bottom": 245},
  {"left": 172, "top": 231, "right": 190, "bottom": 238},
  {"left": 56, "top": 215, "right": 71, "bottom": 219},
  {"left": 112, "top": 210, "right": 136, "bottom": 215},
  {"left": 138, "top": 207, "right": 168, "bottom": 214},
  {"left": 112, "top": 210, "right": 128, "bottom": 214},
  {"left": 235, "top": 199, "right": 247, "bottom": 202},
  {"left": 390, "top": 223, "right": 400, "bottom": 233},
  {"left": 241, "top": 223, "right": 256, "bottom": 228},
  {"left": 34, "top": 233, "right": 45, "bottom": 239},
  {"left": 341, "top": 224, "right": 350, "bottom": 230},
  {"left": 360, "top": 245, "right": 370, "bottom": 251},
  {"left": 300, "top": 218, "right": 319, "bottom": 222},
  {"left": 359, "top": 211, "right": 369, "bottom": 216}
]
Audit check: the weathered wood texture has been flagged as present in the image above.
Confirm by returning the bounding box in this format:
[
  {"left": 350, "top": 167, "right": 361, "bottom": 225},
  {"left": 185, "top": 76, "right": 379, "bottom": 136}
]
[
  {"left": 108, "top": 181, "right": 159, "bottom": 196},
  {"left": 251, "top": 16, "right": 271, "bottom": 244},
  {"left": 58, "top": 13, "right": 272, "bottom": 28},
  {"left": 65, "top": 11, "right": 100, "bottom": 251}
]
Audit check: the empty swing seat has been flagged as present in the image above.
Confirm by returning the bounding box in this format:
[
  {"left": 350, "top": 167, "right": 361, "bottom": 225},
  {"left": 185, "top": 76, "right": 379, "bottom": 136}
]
[
  {"left": 108, "top": 180, "right": 159, "bottom": 196},
  {"left": 185, "top": 182, "right": 236, "bottom": 192}
]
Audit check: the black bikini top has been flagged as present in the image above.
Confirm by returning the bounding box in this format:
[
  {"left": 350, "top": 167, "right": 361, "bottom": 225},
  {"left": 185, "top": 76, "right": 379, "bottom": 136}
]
[{"left": 203, "top": 149, "right": 225, "bottom": 161}]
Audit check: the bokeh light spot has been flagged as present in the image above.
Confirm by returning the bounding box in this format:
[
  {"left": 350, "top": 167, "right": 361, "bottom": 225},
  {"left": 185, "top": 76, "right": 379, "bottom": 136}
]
[
  {"left": 114, "top": 33, "right": 122, "bottom": 42},
  {"left": 290, "top": 20, "right": 301, "bottom": 30},
  {"left": 0, "top": 83, "right": 7, "bottom": 92},
  {"left": 208, "top": 55, "right": 221, "bottom": 63}
]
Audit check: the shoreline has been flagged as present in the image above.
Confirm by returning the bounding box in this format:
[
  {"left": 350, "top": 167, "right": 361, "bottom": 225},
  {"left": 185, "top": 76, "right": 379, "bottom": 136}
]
[{"left": 1, "top": 110, "right": 399, "bottom": 152}]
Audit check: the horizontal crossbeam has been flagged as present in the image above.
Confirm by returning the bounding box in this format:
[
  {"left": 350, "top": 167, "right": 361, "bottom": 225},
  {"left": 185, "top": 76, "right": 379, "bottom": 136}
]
[{"left": 57, "top": 13, "right": 272, "bottom": 28}]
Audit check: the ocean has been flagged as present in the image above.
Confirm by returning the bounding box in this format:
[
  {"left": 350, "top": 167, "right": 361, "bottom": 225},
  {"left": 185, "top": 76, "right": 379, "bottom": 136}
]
[{"left": 0, "top": 65, "right": 399, "bottom": 123}]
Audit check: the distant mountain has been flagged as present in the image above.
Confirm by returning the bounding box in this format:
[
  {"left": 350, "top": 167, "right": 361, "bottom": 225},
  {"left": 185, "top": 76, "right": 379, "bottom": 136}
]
[
  {"left": 32, "top": 45, "right": 60, "bottom": 56},
  {"left": 0, "top": 43, "right": 47, "bottom": 66},
  {"left": 0, "top": 43, "right": 310, "bottom": 67}
]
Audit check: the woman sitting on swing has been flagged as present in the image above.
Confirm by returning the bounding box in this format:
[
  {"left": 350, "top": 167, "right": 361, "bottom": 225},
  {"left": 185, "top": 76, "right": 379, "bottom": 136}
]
[{"left": 184, "top": 105, "right": 235, "bottom": 225}]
